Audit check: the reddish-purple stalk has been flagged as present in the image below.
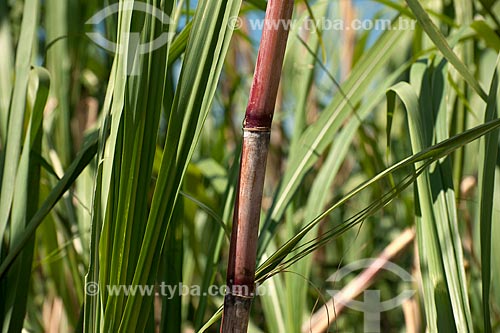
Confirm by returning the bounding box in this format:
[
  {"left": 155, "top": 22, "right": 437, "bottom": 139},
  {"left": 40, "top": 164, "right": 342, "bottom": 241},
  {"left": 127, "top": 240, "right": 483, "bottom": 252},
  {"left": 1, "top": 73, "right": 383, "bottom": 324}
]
[{"left": 221, "top": 1, "right": 294, "bottom": 332}]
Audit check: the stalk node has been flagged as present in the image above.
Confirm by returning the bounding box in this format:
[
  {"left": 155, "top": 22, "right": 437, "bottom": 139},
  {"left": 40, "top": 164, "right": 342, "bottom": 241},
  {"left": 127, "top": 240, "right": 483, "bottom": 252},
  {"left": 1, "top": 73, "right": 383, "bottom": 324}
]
[{"left": 243, "top": 127, "right": 271, "bottom": 132}]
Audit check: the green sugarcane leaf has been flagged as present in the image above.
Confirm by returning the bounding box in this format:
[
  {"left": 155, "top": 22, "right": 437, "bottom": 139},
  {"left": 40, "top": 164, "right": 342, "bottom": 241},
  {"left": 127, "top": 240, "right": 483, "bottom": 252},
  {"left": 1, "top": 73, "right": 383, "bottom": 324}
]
[
  {"left": 471, "top": 20, "right": 500, "bottom": 52},
  {"left": 0, "top": 0, "right": 40, "bottom": 254},
  {"left": 477, "top": 52, "right": 500, "bottom": 333},
  {"left": 405, "top": 0, "right": 488, "bottom": 101},
  {"left": 258, "top": 24, "right": 408, "bottom": 258},
  {"left": 1, "top": 66, "right": 50, "bottom": 333},
  {"left": 0, "top": 130, "right": 98, "bottom": 279}
]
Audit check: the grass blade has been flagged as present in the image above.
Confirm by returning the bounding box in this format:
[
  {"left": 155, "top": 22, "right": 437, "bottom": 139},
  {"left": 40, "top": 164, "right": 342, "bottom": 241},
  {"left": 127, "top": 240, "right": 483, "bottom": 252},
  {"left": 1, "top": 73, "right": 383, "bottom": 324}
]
[
  {"left": 405, "top": 0, "right": 487, "bottom": 101},
  {"left": 1, "top": 66, "right": 50, "bottom": 333},
  {"left": 258, "top": 23, "right": 409, "bottom": 258},
  {"left": 477, "top": 52, "right": 500, "bottom": 333},
  {"left": 0, "top": 0, "right": 40, "bottom": 254}
]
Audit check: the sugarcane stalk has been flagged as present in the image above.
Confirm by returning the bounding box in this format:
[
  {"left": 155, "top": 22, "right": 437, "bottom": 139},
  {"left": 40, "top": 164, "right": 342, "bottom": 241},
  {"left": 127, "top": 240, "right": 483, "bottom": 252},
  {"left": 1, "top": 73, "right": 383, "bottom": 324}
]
[{"left": 221, "top": 1, "right": 294, "bottom": 332}]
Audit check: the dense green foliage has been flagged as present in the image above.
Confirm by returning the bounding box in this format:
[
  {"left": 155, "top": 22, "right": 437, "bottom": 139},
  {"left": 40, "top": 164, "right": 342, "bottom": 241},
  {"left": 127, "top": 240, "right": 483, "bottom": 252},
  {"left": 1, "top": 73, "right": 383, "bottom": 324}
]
[{"left": 0, "top": 0, "right": 499, "bottom": 332}]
